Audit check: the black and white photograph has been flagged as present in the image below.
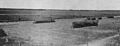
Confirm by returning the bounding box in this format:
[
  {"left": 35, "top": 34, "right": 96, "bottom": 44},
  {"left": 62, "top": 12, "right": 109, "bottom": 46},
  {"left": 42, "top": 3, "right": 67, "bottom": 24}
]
[{"left": 0, "top": 0, "right": 120, "bottom": 46}]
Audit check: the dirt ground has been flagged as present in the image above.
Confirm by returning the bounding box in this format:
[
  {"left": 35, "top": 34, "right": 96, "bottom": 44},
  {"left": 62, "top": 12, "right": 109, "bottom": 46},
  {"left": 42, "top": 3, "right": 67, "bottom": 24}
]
[{"left": 0, "top": 18, "right": 119, "bottom": 46}]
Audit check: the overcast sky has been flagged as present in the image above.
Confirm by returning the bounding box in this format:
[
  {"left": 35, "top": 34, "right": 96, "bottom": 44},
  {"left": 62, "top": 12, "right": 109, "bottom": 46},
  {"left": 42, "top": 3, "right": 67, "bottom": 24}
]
[{"left": 0, "top": 0, "right": 120, "bottom": 10}]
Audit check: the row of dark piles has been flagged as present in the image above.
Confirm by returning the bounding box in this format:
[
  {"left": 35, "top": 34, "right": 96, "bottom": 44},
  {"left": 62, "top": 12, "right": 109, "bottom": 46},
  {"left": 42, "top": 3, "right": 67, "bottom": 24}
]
[{"left": 72, "top": 16, "right": 114, "bottom": 28}]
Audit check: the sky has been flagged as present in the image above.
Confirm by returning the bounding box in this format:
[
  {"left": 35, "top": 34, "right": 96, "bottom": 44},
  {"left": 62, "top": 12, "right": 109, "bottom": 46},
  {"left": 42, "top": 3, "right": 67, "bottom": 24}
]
[{"left": 0, "top": 0, "right": 120, "bottom": 10}]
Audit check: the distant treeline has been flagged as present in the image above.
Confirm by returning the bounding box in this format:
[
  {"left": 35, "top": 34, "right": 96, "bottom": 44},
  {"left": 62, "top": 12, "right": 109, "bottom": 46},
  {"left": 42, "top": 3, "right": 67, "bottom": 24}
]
[
  {"left": 50, "top": 15, "right": 85, "bottom": 19},
  {"left": 0, "top": 8, "right": 120, "bottom": 22}
]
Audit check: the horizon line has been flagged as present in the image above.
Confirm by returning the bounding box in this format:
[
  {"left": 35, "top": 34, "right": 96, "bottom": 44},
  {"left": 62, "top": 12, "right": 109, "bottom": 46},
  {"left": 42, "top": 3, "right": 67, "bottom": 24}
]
[{"left": 1, "top": 8, "right": 120, "bottom": 11}]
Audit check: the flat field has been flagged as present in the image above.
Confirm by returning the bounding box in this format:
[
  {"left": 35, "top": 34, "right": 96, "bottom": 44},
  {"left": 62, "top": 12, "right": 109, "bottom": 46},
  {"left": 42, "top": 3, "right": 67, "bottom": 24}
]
[{"left": 0, "top": 18, "right": 119, "bottom": 46}]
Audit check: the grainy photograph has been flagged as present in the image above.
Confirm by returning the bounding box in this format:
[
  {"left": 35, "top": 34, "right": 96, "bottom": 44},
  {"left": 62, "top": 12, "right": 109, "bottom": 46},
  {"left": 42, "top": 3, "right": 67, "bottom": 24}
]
[{"left": 0, "top": 0, "right": 120, "bottom": 46}]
